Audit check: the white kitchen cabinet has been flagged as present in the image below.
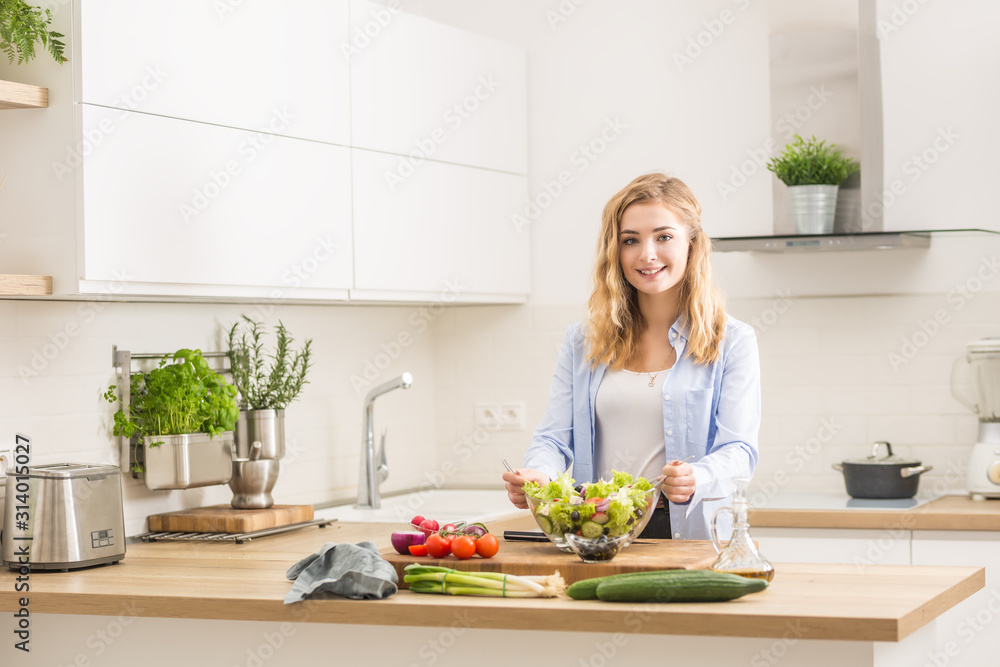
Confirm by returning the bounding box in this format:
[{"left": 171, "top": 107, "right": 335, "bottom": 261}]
[
  {"left": 874, "top": 0, "right": 1000, "bottom": 233},
  {"left": 911, "top": 531, "right": 1000, "bottom": 667},
  {"left": 79, "top": 106, "right": 353, "bottom": 297},
  {"left": 754, "top": 527, "right": 911, "bottom": 566},
  {"left": 79, "top": 0, "right": 351, "bottom": 146},
  {"left": 351, "top": 148, "right": 529, "bottom": 302},
  {"left": 349, "top": 0, "right": 527, "bottom": 175}
]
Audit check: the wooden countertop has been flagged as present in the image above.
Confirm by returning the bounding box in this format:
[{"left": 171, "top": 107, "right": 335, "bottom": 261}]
[
  {"left": 0, "top": 515, "right": 984, "bottom": 642},
  {"left": 750, "top": 495, "right": 1000, "bottom": 531}
]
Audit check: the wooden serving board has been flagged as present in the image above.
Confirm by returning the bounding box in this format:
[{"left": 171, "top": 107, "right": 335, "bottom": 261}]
[
  {"left": 383, "top": 538, "right": 720, "bottom": 587},
  {"left": 147, "top": 505, "right": 314, "bottom": 533}
]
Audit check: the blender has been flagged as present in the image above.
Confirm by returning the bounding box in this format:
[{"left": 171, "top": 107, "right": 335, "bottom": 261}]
[{"left": 952, "top": 338, "right": 1000, "bottom": 500}]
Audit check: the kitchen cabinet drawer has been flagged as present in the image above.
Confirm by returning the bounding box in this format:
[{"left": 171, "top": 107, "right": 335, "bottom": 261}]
[
  {"left": 349, "top": 0, "right": 527, "bottom": 175},
  {"left": 754, "top": 527, "right": 911, "bottom": 566},
  {"left": 912, "top": 531, "right": 1000, "bottom": 667},
  {"left": 79, "top": 0, "right": 351, "bottom": 146},
  {"left": 351, "top": 148, "right": 529, "bottom": 301},
  {"left": 80, "top": 105, "right": 353, "bottom": 297}
]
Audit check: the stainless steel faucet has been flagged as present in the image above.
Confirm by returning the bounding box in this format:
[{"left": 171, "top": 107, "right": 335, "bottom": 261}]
[{"left": 357, "top": 372, "right": 413, "bottom": 509}]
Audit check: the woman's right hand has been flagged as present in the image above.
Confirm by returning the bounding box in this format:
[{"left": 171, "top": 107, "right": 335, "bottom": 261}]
[{"left": 502, "top": 468, "right": 549, "bottom": 509}]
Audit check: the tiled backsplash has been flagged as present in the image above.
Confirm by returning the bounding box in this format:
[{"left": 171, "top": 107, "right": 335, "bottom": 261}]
[
  {"left": 435, "top": 292, "right": 999, "bottom": 500},
  {"left": 1, "top": 289, "right": 995, "bottom": 533}
]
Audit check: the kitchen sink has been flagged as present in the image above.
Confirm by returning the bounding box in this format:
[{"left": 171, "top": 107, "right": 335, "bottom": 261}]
[{"left": 314, "top": 488, "right": 523, "bottom": 524}]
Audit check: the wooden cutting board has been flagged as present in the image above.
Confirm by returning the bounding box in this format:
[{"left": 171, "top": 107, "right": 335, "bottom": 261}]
[
  {"left": 383, "top": 538, "right": 720, "bottom": 587},
  {"left": 147, "top": 505, "right": 314, "bottom": 533}
]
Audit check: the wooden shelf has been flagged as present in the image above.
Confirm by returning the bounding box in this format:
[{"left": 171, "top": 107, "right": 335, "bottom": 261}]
[
  {"left": 0, "top": 79, "right": 48, "bottom": 109},
  {"left": 0, "top": 274, "right": 52, "bottom": 296}
]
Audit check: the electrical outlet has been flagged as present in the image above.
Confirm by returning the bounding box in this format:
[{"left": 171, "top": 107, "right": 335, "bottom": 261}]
[
  {"left": 500, "top": 402, "right": 526, "bottom": 430},
  {"left": 474, "top": 403, "right": 502, "bottom": 429}
]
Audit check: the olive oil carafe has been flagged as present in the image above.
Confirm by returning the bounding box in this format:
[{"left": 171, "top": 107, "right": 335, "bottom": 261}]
[{"left": 709, "top": 477, "right": 774, "bottom": 582}]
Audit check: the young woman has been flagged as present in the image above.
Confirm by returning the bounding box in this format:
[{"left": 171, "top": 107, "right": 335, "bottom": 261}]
[{"left": 502, "top": 173, "right": 761, "bottom": 539}]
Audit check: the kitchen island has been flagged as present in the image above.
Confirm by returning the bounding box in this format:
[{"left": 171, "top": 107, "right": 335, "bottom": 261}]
[{"left": 0, "top": 515, "right": 984, "bottom": 667}]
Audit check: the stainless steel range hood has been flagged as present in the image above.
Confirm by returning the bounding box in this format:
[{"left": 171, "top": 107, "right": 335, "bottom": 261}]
[{"left": 711, "top": 229, "right": 998, "bottom": 253}]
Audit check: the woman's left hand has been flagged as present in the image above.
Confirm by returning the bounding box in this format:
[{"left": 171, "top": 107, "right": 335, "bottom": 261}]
[{"left": 661, "top": 460, "right": 696, "bottom": 503}]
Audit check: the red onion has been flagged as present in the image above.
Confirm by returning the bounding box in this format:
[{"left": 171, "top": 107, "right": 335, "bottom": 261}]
[{"left": 391, "top": 531, "right": 427, "bottom": 555}]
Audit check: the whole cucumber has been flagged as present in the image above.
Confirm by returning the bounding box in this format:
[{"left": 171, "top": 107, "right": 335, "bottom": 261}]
[
  {"left": 567, "top": 570, "right": 689, "bottom": 600},
  {"left": 595, "top": 570, "right": 768, "bottom": 603}
]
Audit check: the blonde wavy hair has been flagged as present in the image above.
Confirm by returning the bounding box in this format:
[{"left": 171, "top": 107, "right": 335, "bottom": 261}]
[{"left": 585, "top": 173, "right": 726, "bottom": 367}]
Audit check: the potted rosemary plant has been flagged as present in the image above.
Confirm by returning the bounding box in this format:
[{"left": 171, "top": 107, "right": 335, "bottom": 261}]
[
  {"left": 104, "top": 348, "right": 239, "bottom": 490},
  {"left": 227, "top": 316, "right": 312, "bottom": 460},
  {"left": 766, "top": 134, "right": 859, "bottom": 234}
]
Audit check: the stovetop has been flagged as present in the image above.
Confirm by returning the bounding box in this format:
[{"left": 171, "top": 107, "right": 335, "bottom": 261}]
[{"left": 754, "top": 492, "right": 944, "bottom": 511}]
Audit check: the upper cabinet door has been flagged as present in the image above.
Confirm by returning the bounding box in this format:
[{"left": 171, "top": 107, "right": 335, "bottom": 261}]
[
  {"left": 79, "top": 0, "right": 351, "bottom": 146},
  {"left": 81, "top": 105, "right": 353, "bottom": 297},
  {"left": 349, "top": 0, "right": 527, "bottom": 175},
  {"left": 351, "top": 148, "right": 530, "bottom": 301},
  {"left": 876, "top": 0, "right": 1000, "bottom": 232}
]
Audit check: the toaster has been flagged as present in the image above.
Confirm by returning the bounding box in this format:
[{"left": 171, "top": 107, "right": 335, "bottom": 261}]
[{"left": 2, "top": 463, "right": 126, "bottom": 571}]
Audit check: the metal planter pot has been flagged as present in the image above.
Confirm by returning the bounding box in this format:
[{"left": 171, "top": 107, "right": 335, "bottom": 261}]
[
  {"left": 141, "top": 432, "right": 235, "bottom": 491},
  {"left": 832, "top": 441, "right": 933, "bottom": 499},
  {"left": 235, "top": 409, "right": 285, "bottom": 459},
  {"left": 789, "top": 184, "right": 839, "bottom": 234}
]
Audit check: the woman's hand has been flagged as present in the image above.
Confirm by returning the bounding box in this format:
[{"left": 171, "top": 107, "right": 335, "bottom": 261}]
[
  {"left": 661, "top": 460, "right": 696, "bottom": 503},
  {"left": 502, "top": 468, "right": 549, "bottom": 509}
]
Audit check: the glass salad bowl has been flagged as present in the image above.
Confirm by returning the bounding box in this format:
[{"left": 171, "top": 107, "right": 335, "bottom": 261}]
[{"left": 524, "top": 473, "right": 660, "bottom": 553}]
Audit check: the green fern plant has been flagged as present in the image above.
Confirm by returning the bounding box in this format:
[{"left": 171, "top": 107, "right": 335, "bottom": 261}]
[
  {"left": 767, "top": 134, "right": 858, "bottom": 186},
  {"left": 0, "top": 0, "right": 67, "bottom": 65}
]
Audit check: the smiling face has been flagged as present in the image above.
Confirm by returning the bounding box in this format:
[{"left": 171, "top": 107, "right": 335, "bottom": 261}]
[{"left": 618, "top": 200, "right": 691, "bottom": 298}]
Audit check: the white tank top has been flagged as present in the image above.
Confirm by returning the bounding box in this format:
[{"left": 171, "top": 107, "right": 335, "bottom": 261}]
[{"left": 594, "top": 367, "right": 667, "bottom": 483}]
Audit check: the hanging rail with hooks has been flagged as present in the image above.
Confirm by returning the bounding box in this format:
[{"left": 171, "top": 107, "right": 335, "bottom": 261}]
[{"left": 110, "top": 346, "right": 232, "bottom": 479}]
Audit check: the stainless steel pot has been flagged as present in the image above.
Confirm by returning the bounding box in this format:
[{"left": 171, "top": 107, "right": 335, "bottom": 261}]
[{"left": 832, "top": 441, "right": 933, "bottom": 499}]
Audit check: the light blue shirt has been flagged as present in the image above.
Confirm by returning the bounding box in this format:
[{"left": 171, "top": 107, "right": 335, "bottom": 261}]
[{"left": 522, "top": 316, "right": 761, "bottom": 539}]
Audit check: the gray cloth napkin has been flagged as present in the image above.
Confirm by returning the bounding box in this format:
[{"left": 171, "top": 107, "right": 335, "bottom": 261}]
[{"left": 284, "top": 541, "right": 398, "bottom": 603}]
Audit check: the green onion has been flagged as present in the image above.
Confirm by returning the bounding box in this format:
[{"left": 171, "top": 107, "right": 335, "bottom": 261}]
[{"left": 403, "top": 564, "right": 566, "bottom": 598}]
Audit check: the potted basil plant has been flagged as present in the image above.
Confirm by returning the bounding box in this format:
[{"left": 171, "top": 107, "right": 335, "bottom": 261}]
[
  {"left": 103, "top": 348, "right": 239, "bottom": 490},
  {"left": 766, "top": 134, "right": 859, "bottom": 235},
  {"left": 227, "top": 316, "right": 312, "bottom": 460}
]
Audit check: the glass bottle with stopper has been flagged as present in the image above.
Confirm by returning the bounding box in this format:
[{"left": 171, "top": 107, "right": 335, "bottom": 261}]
[{"left": 709, "top": 477, "right": 774, "bottom": 582}]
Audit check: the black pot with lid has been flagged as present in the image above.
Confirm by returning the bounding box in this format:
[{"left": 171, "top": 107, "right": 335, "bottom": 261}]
[{"left": 832, "top": 441, "right": 933, "bottom": 499}]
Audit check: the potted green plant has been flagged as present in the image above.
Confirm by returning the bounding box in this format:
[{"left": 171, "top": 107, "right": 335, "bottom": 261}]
[
  {"left": 766, "top": 134, "right": 859, "bottom": 235},
  {"left": 227, "top": 316, "right": 312, "bottom": 460},
  {"left": 104, "top": 348, "right": 239, "bottom": 490},
  {"left": 1, "top": 0, "right": 67, "bottom": 64}
]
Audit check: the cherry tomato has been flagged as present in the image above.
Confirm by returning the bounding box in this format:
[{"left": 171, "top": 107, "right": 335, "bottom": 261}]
[
  {"left": 586, "top": 496, "right": 604, "bottom": 505},
  {"left": 425, "top": 533, "right": 451, "bottom": 558},
  {"left": 475, "top": 533, "right": 499, "bottom": 558},
  {"left": 451, "top": 535, "right": 476, "bottom": 560},
  {"left": 408, "top": 544, "right": 428, "bottom": 557}
]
